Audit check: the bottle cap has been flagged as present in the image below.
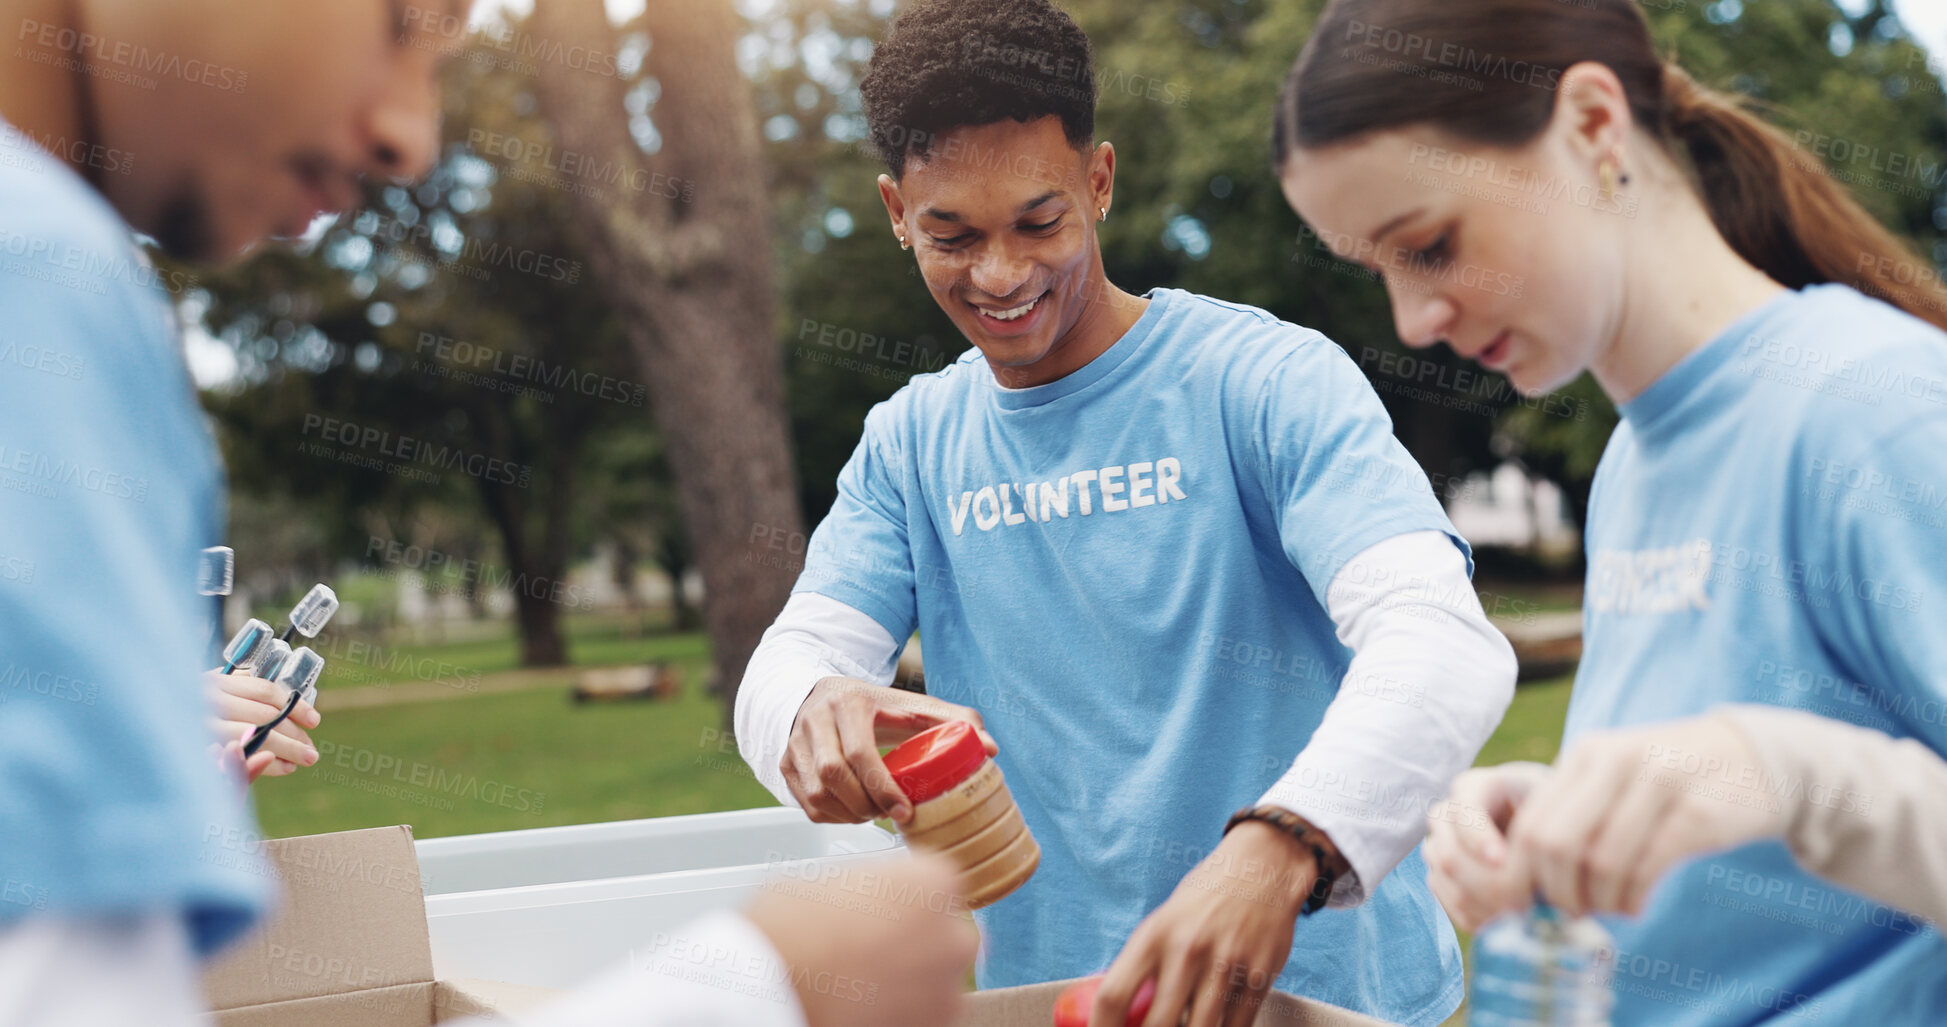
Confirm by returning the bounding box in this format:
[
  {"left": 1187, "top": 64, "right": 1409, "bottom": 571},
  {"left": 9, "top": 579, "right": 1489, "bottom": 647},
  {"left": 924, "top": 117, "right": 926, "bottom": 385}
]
[
  {"left": 223, "top": 619, "right": 273, "bottom": 669},
  {"left": 882, "top": 721, "right": 987, "bottom": 804},
  {"left": 278, "top": 647, "right": 324, "bottom": 707},
  {"left": 287, "top": 584, "right": 339, "bottom": 638},
  {"left": 197, "top": 547, "right": 234, "bottom": 597},
  {"left": 255, "top": 639, "right": 294, "bottom": 683}
]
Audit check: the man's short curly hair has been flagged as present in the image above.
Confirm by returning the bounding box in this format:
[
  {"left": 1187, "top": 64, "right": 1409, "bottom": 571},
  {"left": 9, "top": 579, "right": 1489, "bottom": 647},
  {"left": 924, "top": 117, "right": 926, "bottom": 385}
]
[{"left": 860, "top": 0, "right": 1096, "bottom": 179}]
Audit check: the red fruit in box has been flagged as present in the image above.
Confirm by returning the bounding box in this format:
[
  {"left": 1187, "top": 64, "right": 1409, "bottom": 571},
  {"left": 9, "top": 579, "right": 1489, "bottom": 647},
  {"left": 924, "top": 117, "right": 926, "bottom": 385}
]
[{"left": 1052, "top": 975, "right": 1156, "bottom": 1027}]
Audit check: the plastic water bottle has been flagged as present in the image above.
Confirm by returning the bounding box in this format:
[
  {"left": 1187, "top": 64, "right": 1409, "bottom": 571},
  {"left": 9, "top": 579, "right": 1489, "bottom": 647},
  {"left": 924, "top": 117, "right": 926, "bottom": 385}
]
[{"left": 1468, "top": 902, "right": 1615, "bottom": 1026}]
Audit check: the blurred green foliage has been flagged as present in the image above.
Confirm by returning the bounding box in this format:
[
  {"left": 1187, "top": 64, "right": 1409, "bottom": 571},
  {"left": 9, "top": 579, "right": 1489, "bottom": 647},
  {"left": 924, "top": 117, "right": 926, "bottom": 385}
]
[{"left": 195, "top": 0, "right": 1947, "bottom": 630}]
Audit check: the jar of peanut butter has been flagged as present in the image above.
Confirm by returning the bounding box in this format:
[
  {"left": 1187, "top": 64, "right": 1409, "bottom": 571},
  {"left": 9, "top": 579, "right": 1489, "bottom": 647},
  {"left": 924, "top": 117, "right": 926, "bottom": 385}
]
[{"left": 882, "top": 721, "right": 1039, "bottom": 908}]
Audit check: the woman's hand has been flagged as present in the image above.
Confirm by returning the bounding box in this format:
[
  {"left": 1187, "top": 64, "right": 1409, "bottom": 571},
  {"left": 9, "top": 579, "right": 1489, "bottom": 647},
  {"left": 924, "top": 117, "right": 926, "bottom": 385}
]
[
  {"left": 1428, "top": 717, "right": 1792, "bottom": 928},
  {"left": 206, "top": 670, "right": 320, "bottom": 777},
  {"left": 1424, "top": 761, "right": 1552, "bottom": 931},
  {"left": 1504, "top": 715, "right": 1788, "bottom": 918},
  {"left": 214, "top": 728, "right": 279, "bottom": 784}
]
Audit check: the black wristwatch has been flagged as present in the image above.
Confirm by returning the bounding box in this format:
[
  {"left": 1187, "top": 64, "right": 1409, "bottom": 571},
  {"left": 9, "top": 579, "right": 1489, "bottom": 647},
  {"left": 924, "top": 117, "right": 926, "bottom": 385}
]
[{"left": 1224, "top": 804, "right": 1344, "bottom": 916}]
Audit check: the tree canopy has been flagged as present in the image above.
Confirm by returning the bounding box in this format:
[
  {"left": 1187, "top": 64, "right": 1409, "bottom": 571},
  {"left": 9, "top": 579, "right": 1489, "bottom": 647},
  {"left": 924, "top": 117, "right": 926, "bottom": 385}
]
[{"left": 192, "top": 0, "right": 1947, "bottom": 695}]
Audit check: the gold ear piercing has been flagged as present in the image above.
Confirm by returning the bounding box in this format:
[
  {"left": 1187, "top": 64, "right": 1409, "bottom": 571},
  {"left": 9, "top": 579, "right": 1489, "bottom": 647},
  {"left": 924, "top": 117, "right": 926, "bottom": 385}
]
[{"left": 1600, "top": 149, "right": 1631, "bottom": 195}]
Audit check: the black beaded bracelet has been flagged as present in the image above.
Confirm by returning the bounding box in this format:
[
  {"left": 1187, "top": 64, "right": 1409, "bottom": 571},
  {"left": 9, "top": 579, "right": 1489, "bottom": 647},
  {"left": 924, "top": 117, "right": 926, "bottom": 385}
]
[{"left": 1223, "top": 804, "right": 1339, "bottom": 916}]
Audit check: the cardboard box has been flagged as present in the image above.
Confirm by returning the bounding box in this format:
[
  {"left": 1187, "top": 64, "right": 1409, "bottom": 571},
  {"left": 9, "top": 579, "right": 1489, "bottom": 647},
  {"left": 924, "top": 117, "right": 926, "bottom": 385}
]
[
  {"left": 204, "top": 825, "right": 1401, "bottom": 1027},
  {"left": 963, "top": 979, "right": 1400, "bottom": 1027},
  {"left": 202, "top": 826, "right": 558, "bottom": 1026}
]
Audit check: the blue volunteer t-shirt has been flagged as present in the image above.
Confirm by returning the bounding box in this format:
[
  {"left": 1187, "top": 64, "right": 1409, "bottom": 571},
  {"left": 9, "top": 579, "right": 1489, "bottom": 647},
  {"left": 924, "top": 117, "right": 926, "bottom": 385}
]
[
  {"left": 1572, "top": 283, "right": 1947, "bottom": 1025},
  {"left": 794, "top": 288, "right": 1470, "bottom": 1025},
  {"left": 0, "top": 123, "right": 270, "bottom": 954}
]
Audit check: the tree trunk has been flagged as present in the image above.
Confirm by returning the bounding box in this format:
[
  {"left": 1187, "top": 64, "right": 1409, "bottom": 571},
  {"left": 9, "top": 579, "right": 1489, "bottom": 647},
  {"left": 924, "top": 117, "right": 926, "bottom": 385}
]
[
  {"left": 609, "top": 536, "right": 645, "bottom": 638},
  {"left": 511, "top": 578, "right": 568, "bottom": 665},
  {"left": 659, "top": 533, "right": 699, "bottom": 633},
  {"left": 475, "top": 438, "right": 575, "bottom": 668},
  {"left": 530, "top": 0, "right": 803, "bottom": 717}
]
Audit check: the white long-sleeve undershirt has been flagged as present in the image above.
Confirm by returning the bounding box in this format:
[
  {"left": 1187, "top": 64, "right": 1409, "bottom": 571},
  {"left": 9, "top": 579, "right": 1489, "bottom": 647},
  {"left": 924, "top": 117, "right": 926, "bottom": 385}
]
[{"left": 735, "top": 529, "right": 1517, "bottom": 906}]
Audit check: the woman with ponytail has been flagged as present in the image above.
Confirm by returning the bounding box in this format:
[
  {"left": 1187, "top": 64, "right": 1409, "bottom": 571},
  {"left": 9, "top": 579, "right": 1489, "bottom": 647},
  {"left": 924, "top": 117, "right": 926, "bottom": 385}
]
[{"left": 1276, "top": 1, "right": 1947, "bottom": 1022}]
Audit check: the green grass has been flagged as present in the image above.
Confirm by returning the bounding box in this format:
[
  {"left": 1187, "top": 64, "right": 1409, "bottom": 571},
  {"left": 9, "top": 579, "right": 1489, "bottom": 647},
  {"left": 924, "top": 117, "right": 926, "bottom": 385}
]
[
  {"left": 1475, "top": 675, "right": 1574, "bottom": 766},
  {"left": 255, "top": 621, "right": 762, "bottom": 840},
  {"left": 255, "top": 682, "right": 777, "bottom": 840},
  {"left": 312, "top": 612, "right": 707, "bottom": 692}
]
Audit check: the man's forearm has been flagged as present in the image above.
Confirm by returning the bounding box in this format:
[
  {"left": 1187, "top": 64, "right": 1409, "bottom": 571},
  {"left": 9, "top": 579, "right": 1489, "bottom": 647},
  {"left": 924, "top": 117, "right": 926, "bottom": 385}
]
[
  {"left": 734, "top": 592, "right": 901, "bottom": 804},
  {"left": 1258, "top": 531, "right": 1517, "bottom": 907}
]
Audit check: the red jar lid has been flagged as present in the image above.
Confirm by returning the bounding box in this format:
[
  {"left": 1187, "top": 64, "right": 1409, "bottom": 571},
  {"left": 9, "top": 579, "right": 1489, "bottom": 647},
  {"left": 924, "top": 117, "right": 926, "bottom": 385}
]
[{"left": 882, "top": 721, "right": 987, "bottom": 804}]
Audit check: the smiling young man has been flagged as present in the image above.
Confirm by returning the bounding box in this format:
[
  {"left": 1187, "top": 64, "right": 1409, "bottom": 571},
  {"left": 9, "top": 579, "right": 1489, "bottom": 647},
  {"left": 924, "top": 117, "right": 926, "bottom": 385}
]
[
  {"left": 0, "top": 2, "right": 980, "bottom": 1025},
  {"left": 733, "top": 1, "right": 1518, "bottom": 1025}
]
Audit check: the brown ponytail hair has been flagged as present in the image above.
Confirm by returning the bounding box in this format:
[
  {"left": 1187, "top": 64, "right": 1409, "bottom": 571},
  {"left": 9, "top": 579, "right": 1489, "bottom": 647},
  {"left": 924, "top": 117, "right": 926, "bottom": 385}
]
[{"left": 1274, "top": 0, "right": 1947, "bottom": 331}]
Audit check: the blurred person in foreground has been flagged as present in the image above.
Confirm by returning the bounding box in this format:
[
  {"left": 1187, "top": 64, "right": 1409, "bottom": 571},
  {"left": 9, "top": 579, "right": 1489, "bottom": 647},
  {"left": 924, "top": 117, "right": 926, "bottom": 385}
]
[{"left": 0, "top": 1, "right": 972, "bottom": 1024}]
